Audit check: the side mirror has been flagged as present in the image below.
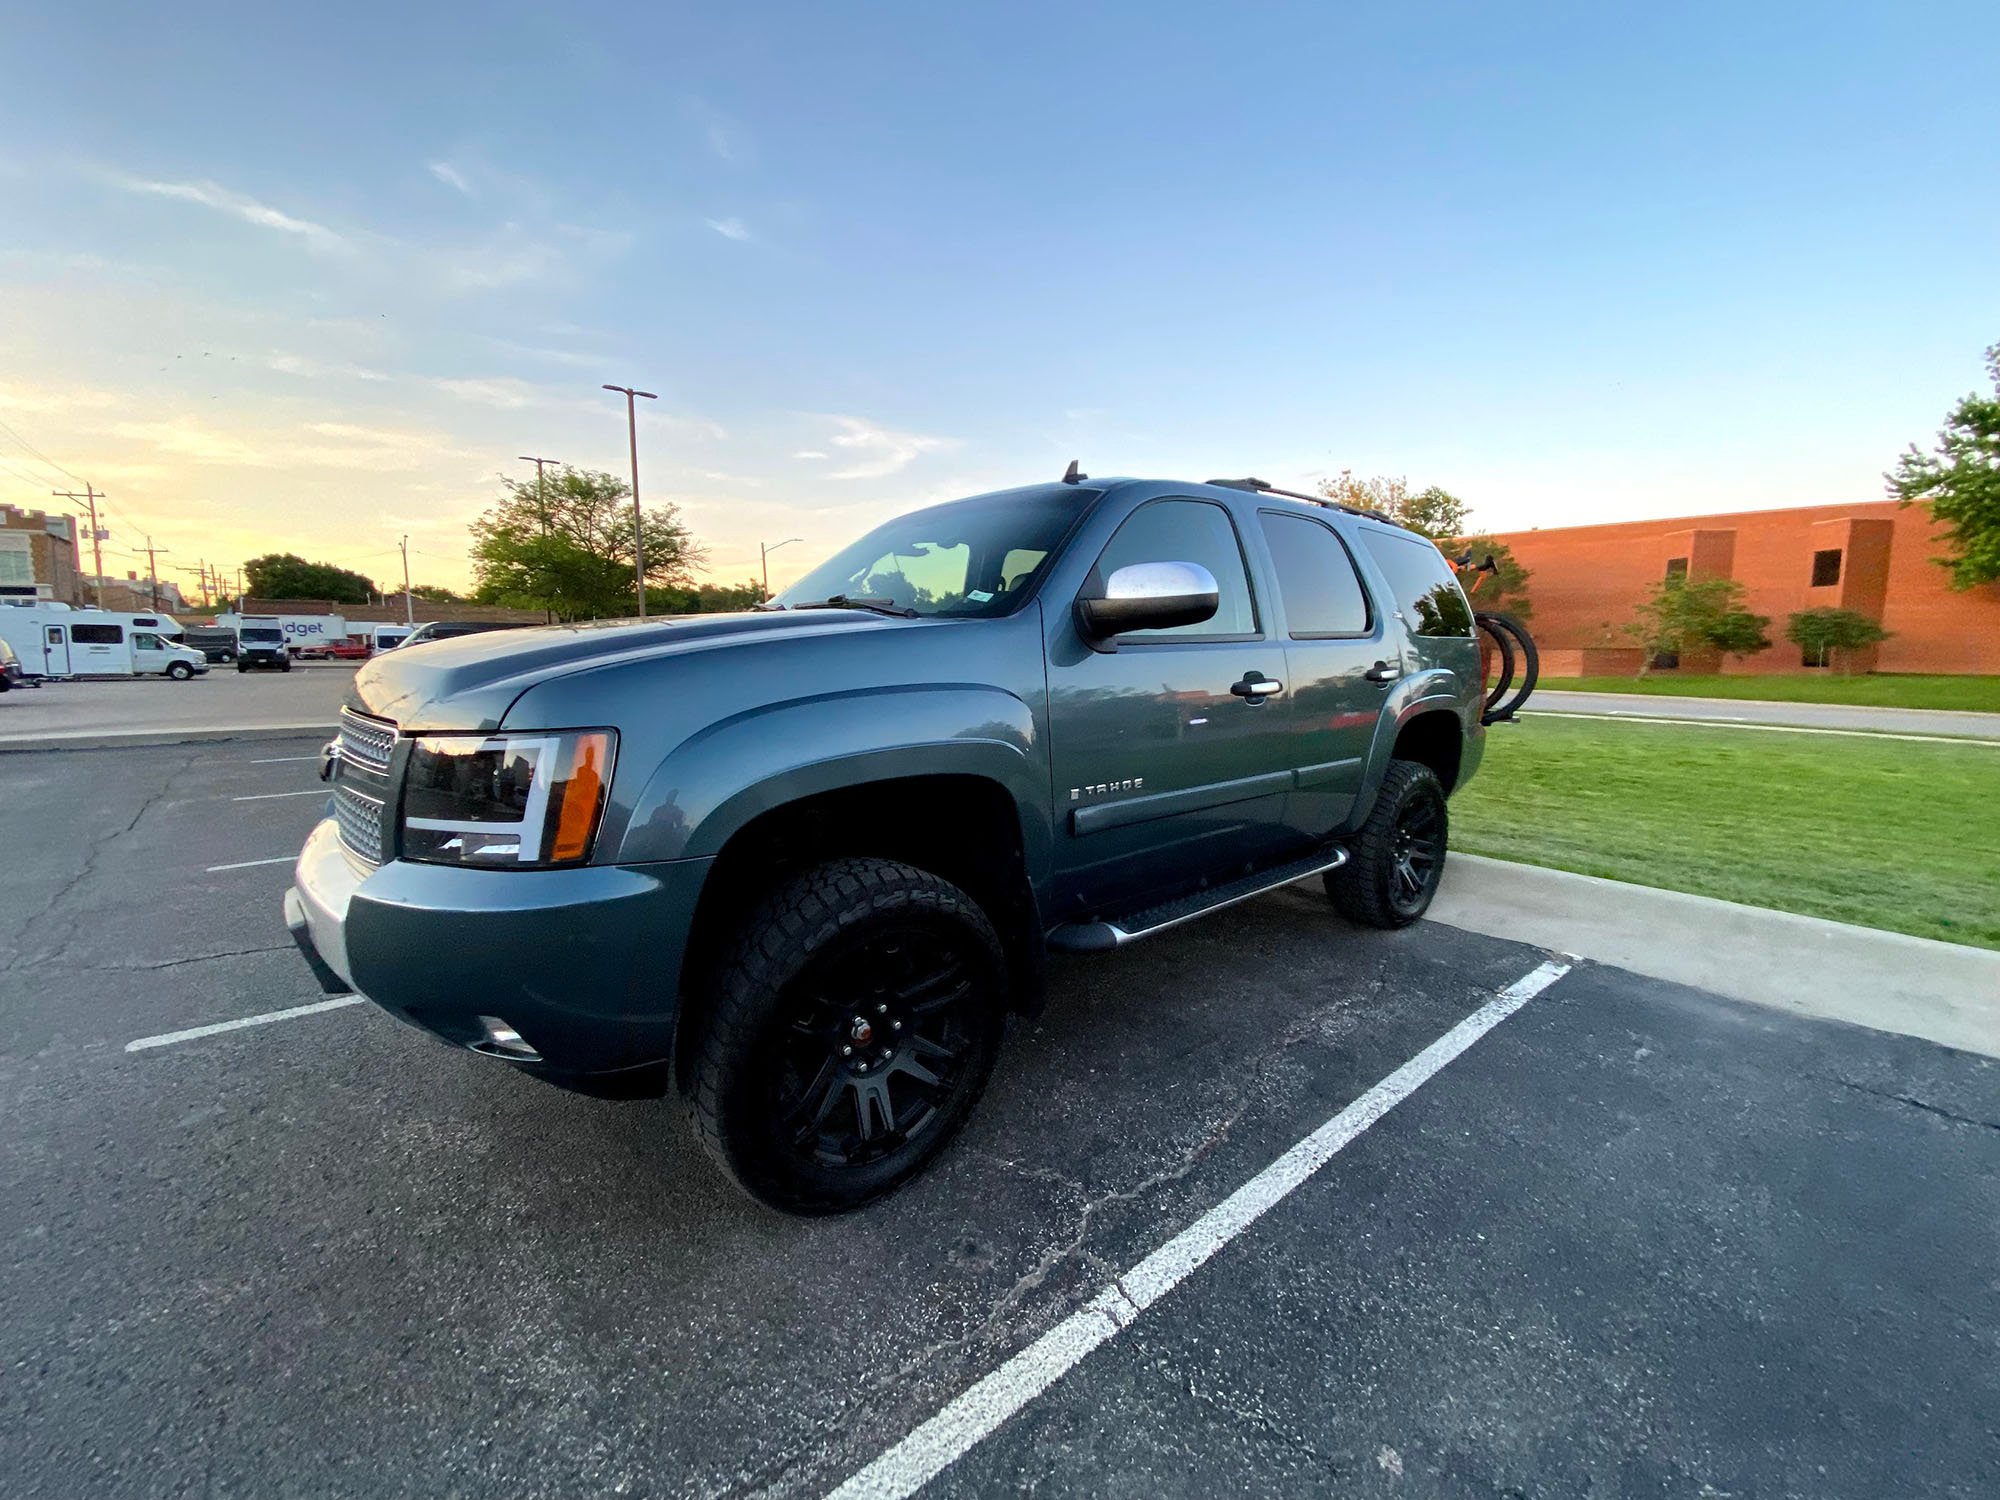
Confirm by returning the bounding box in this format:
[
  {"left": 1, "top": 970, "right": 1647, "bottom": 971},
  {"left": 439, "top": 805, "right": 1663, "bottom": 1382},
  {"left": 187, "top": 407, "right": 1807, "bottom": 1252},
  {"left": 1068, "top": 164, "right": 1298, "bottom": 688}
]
[{"left": 1076, "top": 561, "right": 1220, "bottom": 646}]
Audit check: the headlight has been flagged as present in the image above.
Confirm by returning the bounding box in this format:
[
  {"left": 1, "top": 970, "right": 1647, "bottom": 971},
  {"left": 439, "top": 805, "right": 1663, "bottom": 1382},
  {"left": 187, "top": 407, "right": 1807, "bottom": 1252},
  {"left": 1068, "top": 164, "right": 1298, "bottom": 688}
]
[{"left": 400, "top": 729, "right": 616, "bottom": 867}]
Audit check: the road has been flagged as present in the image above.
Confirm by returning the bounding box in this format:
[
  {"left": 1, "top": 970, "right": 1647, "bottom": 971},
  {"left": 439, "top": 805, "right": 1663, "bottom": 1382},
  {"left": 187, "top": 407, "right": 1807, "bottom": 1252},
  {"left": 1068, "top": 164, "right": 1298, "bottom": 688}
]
[
  {"left": 0, "top": 662, "right": 353, "bottom": 744},
  {"left": 1531, "top": 689, "right": 2000, "bottom": 739},
  {"left": 2, "top": 741, "right": 1994, "bottom": 1498}
]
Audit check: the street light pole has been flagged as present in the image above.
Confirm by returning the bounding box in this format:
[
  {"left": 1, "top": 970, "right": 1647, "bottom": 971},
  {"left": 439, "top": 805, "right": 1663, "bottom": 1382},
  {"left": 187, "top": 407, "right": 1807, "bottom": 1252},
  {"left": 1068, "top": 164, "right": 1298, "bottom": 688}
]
[
  {"left": 760, "top": 537, "right": 803, "bottom": 600},
  {"left": 601, "top": 385, "right": 658, "bottom": 618},
  {"left": 518, "top": 456, "right": 561, "bottom": 622}
]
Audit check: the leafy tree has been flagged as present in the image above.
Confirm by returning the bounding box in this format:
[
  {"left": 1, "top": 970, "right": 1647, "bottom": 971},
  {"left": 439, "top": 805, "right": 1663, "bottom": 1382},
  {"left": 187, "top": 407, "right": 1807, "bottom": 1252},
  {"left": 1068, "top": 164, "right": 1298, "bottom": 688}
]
[
  {"left": 1627, "top": 577, "right": 1771, "bottom": 673},
  {"left": 1443, "top": 533, "right": 1533, "bottom": 621},
  {"left": 652, "top": 578, "right": 767, "bottom": 614},
  {"left": 1786, "top": 607, "right": 1890, "bottom": 673},
  {"left": 243, "top": 552, "right": 376, "bottom": 604},
  {"left": 1319, "top": 472, "right": 1470, "bottom": 540},
  {"left": 470, "top": 466, "right": 706, "bottom": 620},
  {"left": 407, "top": 583, "right": 462, "bottom": 603},
  {"left": 1886, "top": 341, "right": 2000, "bottom": 589}
]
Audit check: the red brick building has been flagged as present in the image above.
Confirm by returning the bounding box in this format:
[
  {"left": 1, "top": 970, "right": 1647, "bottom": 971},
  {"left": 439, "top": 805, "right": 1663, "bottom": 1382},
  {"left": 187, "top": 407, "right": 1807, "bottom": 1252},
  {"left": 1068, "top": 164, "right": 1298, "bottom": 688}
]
[{"left": 1488, "top": 501, "right": 2000, "bottom": 676}]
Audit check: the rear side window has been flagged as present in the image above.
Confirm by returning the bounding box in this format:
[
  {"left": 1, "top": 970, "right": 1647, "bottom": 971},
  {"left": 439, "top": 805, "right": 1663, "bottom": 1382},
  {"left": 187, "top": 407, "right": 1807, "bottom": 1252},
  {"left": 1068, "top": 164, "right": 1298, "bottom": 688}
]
[
  {"left": 1258, "top": 513, "right": 1371, "bottom": 636},
  {"left": 71, "top": 624, "right": 123, "bottom": 644},
  {"left": 1094, "top": 499, "right": 1259, "bottom": 638},
  {"left": 1356, "top": 530, "right": 1473, "bottom": 638}
]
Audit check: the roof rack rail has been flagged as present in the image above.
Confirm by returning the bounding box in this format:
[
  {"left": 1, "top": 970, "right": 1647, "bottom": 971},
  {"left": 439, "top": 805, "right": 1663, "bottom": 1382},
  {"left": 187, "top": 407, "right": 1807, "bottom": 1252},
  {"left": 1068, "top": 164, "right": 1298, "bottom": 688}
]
[{"left": 1204, "top": 477, "right": 1393, "bottom": 524}]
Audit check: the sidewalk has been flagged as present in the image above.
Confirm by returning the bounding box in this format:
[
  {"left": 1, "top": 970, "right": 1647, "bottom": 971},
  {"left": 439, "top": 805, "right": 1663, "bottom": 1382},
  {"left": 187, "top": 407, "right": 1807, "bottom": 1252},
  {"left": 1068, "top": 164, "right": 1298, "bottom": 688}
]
[
  {"left": 1429, "top": 853, "right": 2000, "bottom": 1060},
  {"left": 1530, "top": 689, "right": 2000, "bottom": 740}
]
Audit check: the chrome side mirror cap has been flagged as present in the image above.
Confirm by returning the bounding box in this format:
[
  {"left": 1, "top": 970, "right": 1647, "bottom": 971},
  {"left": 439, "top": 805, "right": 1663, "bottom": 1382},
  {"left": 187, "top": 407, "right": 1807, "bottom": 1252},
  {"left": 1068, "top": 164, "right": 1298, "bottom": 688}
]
[{"left": 1076, "top": 561, "right": 1220, "bottom": 647}]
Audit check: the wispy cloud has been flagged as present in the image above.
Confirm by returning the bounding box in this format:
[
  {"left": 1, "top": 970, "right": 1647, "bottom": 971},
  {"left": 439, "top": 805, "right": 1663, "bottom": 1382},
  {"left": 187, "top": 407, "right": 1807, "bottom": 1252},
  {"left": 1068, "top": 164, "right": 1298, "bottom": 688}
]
[
  {"left": 794, "top": 450, "right": 828, "bottom": 461},
  {"left": 819, "top": 417, "right": 957, "bottom": 480},
  {"left": 483, "top": 337, "right": 602, "bottom": 369},
  {"left": 113, "top": 419, "right": 271, "bottom": 467},
  {"left": 431, "top": 376, "right": 548, "bottom": 410},
  {"left": 108, "top": 173, "right": 347, "bottom": 253},
  {"left": 267, "top": 352, "right": 390, "bottom": 382},
  {"left": 428, "top": 160, "right": 474, "bottom": 196},
  {"left": 686, "top": 99, "right": 753, "bottom": 165},
  {"left": 704, "top": 217, "right": 751, "bottom": 242}
]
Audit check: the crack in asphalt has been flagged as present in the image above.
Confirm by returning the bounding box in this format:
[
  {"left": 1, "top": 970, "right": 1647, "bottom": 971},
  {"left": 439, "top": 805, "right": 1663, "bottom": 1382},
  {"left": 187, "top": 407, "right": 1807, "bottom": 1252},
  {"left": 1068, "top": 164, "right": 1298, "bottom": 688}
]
[
  {"left": 64, "top": 944, "right": 295, "bottom": 975},
  {"left": 1835, "top": 1078, "right": 2000, "bottom": 1133},
  {"left": 3, "top": 748, "right": 202, "bottom": 970},
  {"left": 742, "top": 960, "right": 1395, "bottom": 1498}
]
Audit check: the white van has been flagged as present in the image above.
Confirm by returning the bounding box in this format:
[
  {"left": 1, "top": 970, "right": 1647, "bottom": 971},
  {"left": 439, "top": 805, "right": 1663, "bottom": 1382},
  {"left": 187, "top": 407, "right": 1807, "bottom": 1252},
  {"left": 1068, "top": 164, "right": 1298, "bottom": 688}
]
[
  {"left": 0, "top": 605, "right": 208, "bottom": 681},
  {"left": 372, "top": 625, "right": 413, "bottom": 651}
]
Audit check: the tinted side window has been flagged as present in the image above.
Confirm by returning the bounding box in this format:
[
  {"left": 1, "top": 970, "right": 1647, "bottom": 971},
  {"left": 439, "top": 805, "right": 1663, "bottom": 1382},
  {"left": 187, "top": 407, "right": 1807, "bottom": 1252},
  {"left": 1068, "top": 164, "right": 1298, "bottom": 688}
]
[
  {"left": 1258, "top": 513, "right": 1371, "bottom": 636},
  {"left": 71, "top": 624, "right": 124, "bottom": 644},
  {"left": 1095, "top": 499, "right": 1258, "bottom": 638},
  {"left": 1357, "top": 530, "right": 1473, "bottom": 637}
]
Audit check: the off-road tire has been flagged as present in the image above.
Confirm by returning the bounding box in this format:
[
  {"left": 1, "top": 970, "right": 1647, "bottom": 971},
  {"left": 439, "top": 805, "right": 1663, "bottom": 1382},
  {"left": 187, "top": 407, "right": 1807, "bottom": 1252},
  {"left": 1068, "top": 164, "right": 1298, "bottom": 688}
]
[
  {"left": 686, "top": 857, "right": 1007, "bottom": 1215},
  {"left": 1325, "top": 759, "right": 1449, "bottom": 929}
]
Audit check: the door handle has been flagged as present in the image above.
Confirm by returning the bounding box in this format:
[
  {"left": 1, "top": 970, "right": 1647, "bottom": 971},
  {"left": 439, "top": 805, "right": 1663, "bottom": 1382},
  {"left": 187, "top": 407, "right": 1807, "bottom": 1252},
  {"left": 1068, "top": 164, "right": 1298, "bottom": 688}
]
[
  {"left": 1231, "top": 674, "right": 1283, "bottom": 701},
  {"left": 1364, "top": 660, "right": 1401, "bottom": 684}
]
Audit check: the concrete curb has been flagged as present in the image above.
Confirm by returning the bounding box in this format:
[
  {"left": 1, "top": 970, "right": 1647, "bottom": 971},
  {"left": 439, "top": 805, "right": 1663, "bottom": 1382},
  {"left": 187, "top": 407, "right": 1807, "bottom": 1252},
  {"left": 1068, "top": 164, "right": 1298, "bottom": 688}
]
[
  {"left": 0, "top": 724, "right": 333, "bottom": 753},
  {"left": 1429, "top": 852, "right": 2000, "bottom": 1060}
]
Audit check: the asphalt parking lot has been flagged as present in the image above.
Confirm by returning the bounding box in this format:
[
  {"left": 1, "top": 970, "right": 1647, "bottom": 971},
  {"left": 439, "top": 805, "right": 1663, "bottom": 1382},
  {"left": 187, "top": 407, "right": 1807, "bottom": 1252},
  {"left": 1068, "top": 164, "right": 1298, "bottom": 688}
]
[{"left": 3, "top": 740, "right": 1996, "bottom": 1498}]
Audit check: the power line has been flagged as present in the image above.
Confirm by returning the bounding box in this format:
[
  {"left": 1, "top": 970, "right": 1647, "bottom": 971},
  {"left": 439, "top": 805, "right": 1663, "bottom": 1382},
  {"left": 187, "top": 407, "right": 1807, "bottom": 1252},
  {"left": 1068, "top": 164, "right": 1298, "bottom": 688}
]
[{"left": 0, "top": 415, "right": 87, "bottom": 486}]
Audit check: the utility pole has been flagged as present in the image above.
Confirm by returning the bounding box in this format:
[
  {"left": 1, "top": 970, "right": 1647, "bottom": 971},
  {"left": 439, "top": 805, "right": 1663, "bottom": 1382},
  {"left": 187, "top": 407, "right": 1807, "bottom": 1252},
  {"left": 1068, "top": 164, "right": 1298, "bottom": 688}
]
[
  {"left": 139, "top": 535, "right": 169, "bottom": 609},
  {"left": 601, "top": 385, "right": 657, "bottom": 618},
  {"left": 518, "top": 457, "right": 560, "bottom": 622},
  {"left": 760, "top": 537, "right": 803, "bottom": 600},
  {"left": 53, "top": 487, "right": 106, "bottom": 607},
  {"left": 398, "top": 536, "right": 413, "bottom": 627}
]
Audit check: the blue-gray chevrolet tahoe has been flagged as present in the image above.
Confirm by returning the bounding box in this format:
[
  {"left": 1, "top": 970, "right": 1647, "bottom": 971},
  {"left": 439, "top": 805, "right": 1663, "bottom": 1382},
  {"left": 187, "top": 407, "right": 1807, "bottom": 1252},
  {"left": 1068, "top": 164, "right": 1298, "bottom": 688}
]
[{"left": 286, "top": 473, "right": 1485, "bottom": 1213}]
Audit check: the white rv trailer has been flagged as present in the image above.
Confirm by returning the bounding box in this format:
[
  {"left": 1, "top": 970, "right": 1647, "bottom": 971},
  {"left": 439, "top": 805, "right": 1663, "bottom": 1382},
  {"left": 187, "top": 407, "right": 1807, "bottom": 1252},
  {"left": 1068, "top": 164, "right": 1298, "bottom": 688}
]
[{"left": 0, "top": 603, "right": 205, "bottom": 680}]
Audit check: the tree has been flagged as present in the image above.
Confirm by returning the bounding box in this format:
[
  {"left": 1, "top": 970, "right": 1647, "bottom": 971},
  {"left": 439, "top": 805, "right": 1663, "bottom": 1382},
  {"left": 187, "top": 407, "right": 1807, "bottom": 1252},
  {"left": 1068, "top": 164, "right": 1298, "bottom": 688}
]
[
  {"left": 1444, "top": 533, "right": 1533, "bottom": 621},
  {"left": 1886, "top": 341, "right": 2000, "bottom": 589},
  {"left": 1627, "top": 577, "right": 1771, "bottom": 673},
  {"left": 1786, "top": 607, "right": 1890, "bottom": 673},
  {"left": 408, "top": 583, "right": 462, "bottom": 603},
  {"left": 651, "top": 578, "right": 767, "bottom": 615},
  {"left": 470, "top": 466, "right": 706, "bottom": 620},
  {"left": 1319, "top": 472, "right": 1470, "bottom": 540},
  {"left": 243, "top": 553, "right": 376, "bottom": 604}
]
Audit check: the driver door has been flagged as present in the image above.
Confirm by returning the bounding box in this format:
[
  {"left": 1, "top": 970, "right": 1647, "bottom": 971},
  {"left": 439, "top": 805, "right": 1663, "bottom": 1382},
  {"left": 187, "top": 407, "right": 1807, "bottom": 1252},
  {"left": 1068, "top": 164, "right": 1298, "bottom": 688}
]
[
  {"left": 1047, "top": 497, "right": 1301, "bottom": 915},
  {"left": 131, "top": 630, "right": 168, "bottom": 675}
]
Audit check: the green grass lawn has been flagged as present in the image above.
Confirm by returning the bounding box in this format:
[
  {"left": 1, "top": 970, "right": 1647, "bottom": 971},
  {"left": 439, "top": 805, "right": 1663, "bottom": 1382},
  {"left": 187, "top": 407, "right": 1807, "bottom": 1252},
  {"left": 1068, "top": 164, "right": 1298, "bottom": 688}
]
[
  {"left": 1539, "top": 673, "right": 2000, "bottom": 713},
  {"left": 1453, "top": 715, "right": 2000, "bottom": 949}
]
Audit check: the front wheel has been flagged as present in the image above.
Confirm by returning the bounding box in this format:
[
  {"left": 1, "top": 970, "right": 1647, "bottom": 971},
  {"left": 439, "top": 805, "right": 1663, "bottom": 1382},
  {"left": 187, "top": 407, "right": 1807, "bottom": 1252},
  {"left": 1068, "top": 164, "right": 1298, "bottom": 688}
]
[
  {"left": 687, "top": 858, "right": 1007, "bottom": 1214},
  {"left": 1326, "top": 759, "right": 1449, "bottom": 929},
  {"left": 166, "top": 661, "right": 193, "bottom": 681}
]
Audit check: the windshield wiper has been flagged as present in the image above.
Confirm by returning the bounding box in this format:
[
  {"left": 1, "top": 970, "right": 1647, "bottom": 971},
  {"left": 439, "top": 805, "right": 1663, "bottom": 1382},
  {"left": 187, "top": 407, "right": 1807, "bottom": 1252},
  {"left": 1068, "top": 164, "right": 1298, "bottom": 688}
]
[
  {"left": 751, "top": 600, "right": 787, "bottom": 611},
  {"left": 792, "top": 594, "right": 918, "bottom": 619}
]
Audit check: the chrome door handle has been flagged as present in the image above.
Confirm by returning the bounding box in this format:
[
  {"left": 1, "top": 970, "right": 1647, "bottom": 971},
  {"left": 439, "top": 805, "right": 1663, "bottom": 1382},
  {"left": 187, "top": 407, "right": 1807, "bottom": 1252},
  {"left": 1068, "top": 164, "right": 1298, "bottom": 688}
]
[
  {"left": 1231, "top": 675, "right": 1283, "bottom": 700},
  {"left": 1364, "top": 660, "right": 1401, "bottom": 684}
]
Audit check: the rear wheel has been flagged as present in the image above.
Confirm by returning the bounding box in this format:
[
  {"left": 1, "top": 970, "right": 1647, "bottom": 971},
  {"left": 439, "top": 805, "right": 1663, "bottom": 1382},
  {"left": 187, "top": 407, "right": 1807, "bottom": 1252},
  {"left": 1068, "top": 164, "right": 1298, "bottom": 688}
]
[
  {"left": 1326, "top": 760, "right": 1449, "bottom": 929},
  {"left": 687, "top": 858, "right": 1007, "bottom": 1214}
]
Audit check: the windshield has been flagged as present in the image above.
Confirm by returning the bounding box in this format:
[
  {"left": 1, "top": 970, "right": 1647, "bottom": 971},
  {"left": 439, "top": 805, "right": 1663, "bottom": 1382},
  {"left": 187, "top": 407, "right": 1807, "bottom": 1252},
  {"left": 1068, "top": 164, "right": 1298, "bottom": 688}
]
[
  {"left": 772, "top": 486, "right": 1091, "bottom": 618},
  {"left": 241, "top": 629, "right": 283, "bottom": 644}
]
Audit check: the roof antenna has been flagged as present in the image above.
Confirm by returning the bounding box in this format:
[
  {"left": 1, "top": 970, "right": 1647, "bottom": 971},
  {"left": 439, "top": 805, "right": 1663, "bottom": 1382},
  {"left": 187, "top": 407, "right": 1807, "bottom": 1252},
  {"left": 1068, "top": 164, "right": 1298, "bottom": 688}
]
[{"left": 1061, "top": 459, "right": 1086, "bottom": 484}]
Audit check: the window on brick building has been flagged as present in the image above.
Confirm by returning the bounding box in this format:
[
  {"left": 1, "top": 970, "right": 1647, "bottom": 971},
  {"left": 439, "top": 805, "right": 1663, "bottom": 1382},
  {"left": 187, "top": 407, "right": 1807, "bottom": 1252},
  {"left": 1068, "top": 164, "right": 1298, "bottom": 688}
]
[
  {"left": 1664, "top": 557, "right": 1688, "bottom": 580},
  {"left": 1811, "top": 549, "right": 1841, "bottom": 587}
]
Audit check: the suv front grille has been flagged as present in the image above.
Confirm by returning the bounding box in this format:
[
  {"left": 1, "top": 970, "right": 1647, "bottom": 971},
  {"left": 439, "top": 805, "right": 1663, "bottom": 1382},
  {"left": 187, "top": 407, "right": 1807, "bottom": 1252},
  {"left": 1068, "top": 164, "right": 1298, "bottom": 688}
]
[
  {"left": 334, "top": 782, "right": 386, "bottom": 865},
  {"left": 334, "top": 708, "right": 397, "bottom": 864},
  {"left": 337, "top": 708, "right": 396, "bottom": 774}
]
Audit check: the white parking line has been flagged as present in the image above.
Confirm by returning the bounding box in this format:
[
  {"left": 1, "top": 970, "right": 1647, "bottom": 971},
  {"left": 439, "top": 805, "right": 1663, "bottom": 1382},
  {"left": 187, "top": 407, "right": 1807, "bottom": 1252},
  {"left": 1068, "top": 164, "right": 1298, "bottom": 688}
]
[
  {"left": 204, "top": 856, "right": 296, "bottom": 872},
  {"left": 249, "top": 755, "right": 321, "bottom": 764},
  {"left": 1531, "top": 710, "right": 1995, "bottom": 746},
  {"left": 125, "top": 996, "right": 366, "bottom": 1052},
  {"left": 231, "top": 789, "right": 327, "bottom": 801},
  {"left": 827, "top": 957, "right": 1576, "bottom": 1500}
]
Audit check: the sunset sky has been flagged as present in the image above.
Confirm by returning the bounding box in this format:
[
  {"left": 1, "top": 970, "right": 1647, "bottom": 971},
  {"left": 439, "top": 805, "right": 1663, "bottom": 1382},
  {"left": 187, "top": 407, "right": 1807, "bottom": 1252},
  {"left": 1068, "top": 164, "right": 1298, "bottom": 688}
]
[{"left": 2, "top": 0, "right": 1993, "bottom": 601}]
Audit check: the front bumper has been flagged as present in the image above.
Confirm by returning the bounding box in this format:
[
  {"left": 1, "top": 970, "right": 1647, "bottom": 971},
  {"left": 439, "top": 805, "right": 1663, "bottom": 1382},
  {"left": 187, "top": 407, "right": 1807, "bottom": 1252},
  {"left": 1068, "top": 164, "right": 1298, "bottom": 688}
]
[{"left": 286, "top": 818, "right": 713, "bottom": 1076}]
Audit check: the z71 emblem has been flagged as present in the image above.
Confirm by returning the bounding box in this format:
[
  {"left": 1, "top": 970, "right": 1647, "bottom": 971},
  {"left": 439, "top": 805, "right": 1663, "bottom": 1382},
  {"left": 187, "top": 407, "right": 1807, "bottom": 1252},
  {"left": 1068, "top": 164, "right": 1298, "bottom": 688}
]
[{"left": 1071, "top": 778, "right": 1144, "bottom": 802}]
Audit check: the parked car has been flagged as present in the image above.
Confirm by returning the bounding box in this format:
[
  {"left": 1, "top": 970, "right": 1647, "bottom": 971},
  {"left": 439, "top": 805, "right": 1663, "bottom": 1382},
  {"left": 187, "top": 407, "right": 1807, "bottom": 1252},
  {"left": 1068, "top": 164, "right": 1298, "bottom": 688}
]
[
  {"left": 287, "top": 472, "right": 1485, "bottom": 1213},
  {"left": 0, "top": 636, "right": 26, "bottom": 691},
  {"left": 325, "top": 640, "right": 373, "bottom": 661},
  {"left": 400, "top": 620, "right": 526, "bottom": 648},
  {"left": 182, "top": 626, "right": 239, "bottom": 664},
  {"left": 235, "top": 617, "right": 291, "bottom": 672}
]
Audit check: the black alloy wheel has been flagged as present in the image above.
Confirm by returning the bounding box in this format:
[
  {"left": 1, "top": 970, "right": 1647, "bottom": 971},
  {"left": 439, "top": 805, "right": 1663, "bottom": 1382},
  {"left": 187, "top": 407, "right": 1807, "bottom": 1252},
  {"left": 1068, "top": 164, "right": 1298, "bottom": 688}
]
[
  {"left": 1325, "top": 758, "right": 1450, "bottom": 929},
  {"left": 689, "top": 858, "right": 1007, "bottom": 1213}
]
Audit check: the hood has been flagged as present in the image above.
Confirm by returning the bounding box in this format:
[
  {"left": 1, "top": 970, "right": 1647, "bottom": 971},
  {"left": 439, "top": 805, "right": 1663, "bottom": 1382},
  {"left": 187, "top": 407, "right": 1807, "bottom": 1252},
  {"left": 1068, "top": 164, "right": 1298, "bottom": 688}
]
[{"left": 345, "top": 609, "right": 898, "bottom": 730}]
